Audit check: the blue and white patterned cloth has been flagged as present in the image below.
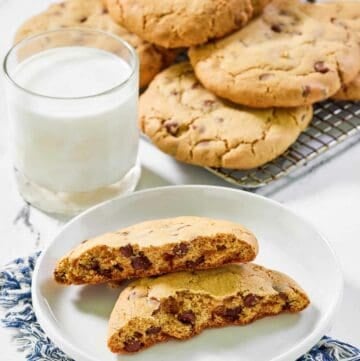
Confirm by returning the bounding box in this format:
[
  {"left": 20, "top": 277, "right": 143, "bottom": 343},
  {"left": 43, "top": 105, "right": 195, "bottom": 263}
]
[{"left": 0, "top": 254, "right": 359, "bottom": 361}]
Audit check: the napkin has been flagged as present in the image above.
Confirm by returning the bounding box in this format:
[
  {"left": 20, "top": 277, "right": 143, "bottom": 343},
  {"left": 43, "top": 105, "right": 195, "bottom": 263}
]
[{"left": 0, "top": 254, "right": 359, "bottom": 361}]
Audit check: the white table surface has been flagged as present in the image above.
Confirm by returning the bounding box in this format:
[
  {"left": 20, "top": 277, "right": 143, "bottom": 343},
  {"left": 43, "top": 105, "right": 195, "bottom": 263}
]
[{"left": 0, "top": 1, "right": 360, "bottom": 359}]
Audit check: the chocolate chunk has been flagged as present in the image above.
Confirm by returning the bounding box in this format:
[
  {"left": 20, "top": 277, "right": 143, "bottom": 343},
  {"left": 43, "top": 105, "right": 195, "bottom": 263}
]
[
  {"left": 244, "top": 294, "right": 260, "bottom": 307},
  {"left": 131, "top": 253, "right": 152, "bottom": 270},
  {"left": 173, "top": 243, "right": 189, "bottom": 257},
  {"left": 165, "top": 121, "right": 179, "bottom": 136},
  {"left": 178, "top": 310, "right": 196, "bottom": 325},
  {"left": 146, "top": 326, "right": 162, "bottom": 335},
  {"left": 120, "top": 244, "right": 134, "bottom": 257},
  {"left": 164, "top": 296, "right": 179, "bottom": 314},
  {"left": 271, "top": 24, "right": 282, "bottom": 33},
  {"left": 302, "top": 85, "right": 311, "bottom": 97},
  {"left": 124, "top": 339, "right": 143, "bottom": 352},
  {"left": 314, "top": 61, "right": 329, "bottom": 74},
  {"left": 213, "top": 306, "right": 242, "bottom": 321},
  {"left": 86, "top": 258, "right": 100, "bottom": 271},
  {"left": 133, "top": 332, "right": 143, "bottom": 338}
]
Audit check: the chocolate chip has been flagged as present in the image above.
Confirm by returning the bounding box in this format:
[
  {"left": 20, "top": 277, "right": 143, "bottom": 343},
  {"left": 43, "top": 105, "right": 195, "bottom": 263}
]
[
  {"left": 86, "top": 258, "right": 100, "bottom": 271},
  {"left": 259, "top": 73, "right": 273, "bottom": 81},
  {"left": 186, "top": 255, "right": 205, "bottom": 269},
  {"left": 216, "top": 245, "right": 227, "bottom": 251},
  {"left": 314, "top": 61, "right": 329, "bottom": 74},
  {"left": 102, "top": 8, "right": 108, "bottom": 14},
  {"left": 165, "top": 121, "right": 179, "bottom": 136},
  {"left": 133, "top": 332, "right": 143, "bottom": 338},
  {"left": 131, "top": 253, "right": 152, "bottom": 270},
  {"left": 98, "top": 268, "right": 112, "bottom": 277},
  {"left": 173, "top": 243, "right": 189, "bottom": 257},
  {"left": 163, "top": 252, "right": 175, "bottom": 264},
  {"left": 302, "top": 85, "right": 311, "bottom": 97},
  {"left": 244, "top": 294, "right": 260, "bottom": 307},
  {"left": 124, "top": 339, "right": 143, "bottom": 352},
  {"left": 213, "top": 306, "right": 242, "bottom": 321},
  {"left": 178, "top": 310, "right": 196, "bottom": 325},
  {"left": 164, "top": 296, "right": 179, "bottom": 314},
  {"left": 203, "top": 99, "right": 216, "bottom": 107},
  {"left": 114, "top": 264, "right": 124, "bottom": 272},
  {"left": 271, "top": 24, "right": 282, "bottom": 33},
  {"left": 79, "top": 17, "right": 88, "bottom": 23},
  {"left": 120, "top": 244, "right": 134, "bottom": 257},
  {"left": 146, "top": 326, "right": 161, "bottom": 335}
]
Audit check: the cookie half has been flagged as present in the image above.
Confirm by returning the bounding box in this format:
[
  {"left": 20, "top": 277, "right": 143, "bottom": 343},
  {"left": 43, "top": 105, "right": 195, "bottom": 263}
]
[
  {"left": 140, "top": 62, "right": 313, "bottom": 170},
  {"left": 15, "top": 0, "right": 176, "bottom": 88},
  {"left": 54, "top": 216, "right": 258, "bottom": 285},
  {"left": 105, "top": 0, "right": 269, "bottom": 48},
  {"left": 302, "top": 1, "right": 360, "bottom": 101},
  {"left": 189, "top": 0, "right": 360, "bottom": 107},
  {"left": 108, "top": 263, "right": 310, "bottom": 353}
]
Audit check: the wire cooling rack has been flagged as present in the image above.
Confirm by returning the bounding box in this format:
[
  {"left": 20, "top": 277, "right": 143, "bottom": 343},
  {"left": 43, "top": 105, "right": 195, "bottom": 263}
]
[{"left": 207, "top": 100, "right": 360, "bottom": 189}]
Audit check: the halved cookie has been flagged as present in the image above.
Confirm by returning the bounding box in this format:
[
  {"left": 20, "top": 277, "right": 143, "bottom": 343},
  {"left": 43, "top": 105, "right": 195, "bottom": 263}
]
[
  {"left": 108, "top": 263, "right": 310, "bottom": 353},
  {"left": 189, "top": 0, "right": 360, "bottom": 107},
  {"left": 54, "top": 216, "right": 258, "bottom": 285},
  {"left": 140, "top": 62, "right": 313, "bottom": 170},
  {"left": 15, "top": 0, "right": 176, "bottom": 88}
]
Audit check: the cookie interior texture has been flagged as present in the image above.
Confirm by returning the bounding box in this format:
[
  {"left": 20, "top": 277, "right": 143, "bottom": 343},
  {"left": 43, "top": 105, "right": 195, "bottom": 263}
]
[
  {"left": 189, "top": 0, "right": 360, "bottom": 107},
  {"left": 54, "top": 216, "right": 258, "bottom": 285},
  {"left": 302, "top": 1, "right": 360, "bottom": 101},
  {"left": 14, "top": 0, "right": 176, "bottom": 88},
  {"left": 140, "top": 62, "right": 313, "bottom": 170},
  {"left": 105, "top": 0, "right": 270, "bottom": 48},
  {"left": 108, "top": 263, "right": 310, "bottom": 353}
]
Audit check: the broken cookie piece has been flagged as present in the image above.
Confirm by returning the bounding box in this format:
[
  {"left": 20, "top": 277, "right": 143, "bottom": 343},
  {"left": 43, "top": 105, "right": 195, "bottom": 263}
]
[
  {"left": 54, "top": 216, "right": 258, "bottom": 285},
  {"left": 107, "top": 263, "right": 310, "bottom": 354}
]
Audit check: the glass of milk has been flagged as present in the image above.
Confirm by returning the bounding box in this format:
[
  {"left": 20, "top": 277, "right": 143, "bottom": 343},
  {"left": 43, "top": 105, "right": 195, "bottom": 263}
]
[{"left": 3, "top": 29, "right": 140, "bottom": 216}]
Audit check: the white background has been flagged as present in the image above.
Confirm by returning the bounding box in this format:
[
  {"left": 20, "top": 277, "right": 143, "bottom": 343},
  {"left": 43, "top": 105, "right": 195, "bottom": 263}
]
[{"left": 0, "top": 0, "right": 359, "bottom": 359}]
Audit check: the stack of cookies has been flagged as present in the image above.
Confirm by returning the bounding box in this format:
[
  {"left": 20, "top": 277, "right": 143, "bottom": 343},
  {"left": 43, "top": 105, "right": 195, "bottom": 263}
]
[
  {"left": 16, "top": 0, "right": 360, "bottom": 170},
  {"left": 107, "top": 0, "right": 360, "bottom": 170},
  {"left": 54, "top": 216, "right": 310, "bottom": 354}
]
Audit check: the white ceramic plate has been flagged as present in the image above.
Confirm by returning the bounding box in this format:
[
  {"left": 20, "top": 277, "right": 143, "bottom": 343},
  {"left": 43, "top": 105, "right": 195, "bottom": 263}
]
[{"left": 32, "top": 186, "right": 343, "bottom": 361}]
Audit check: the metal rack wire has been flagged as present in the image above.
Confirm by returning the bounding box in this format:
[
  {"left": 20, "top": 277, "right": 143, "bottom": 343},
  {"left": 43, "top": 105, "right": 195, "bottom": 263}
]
[{"left": 207, "top": 101, "right": 360, "bottom": 188}]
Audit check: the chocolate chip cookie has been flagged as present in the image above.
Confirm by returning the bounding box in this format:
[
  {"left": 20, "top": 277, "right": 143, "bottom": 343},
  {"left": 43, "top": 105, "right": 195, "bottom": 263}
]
[
  {"left": 54, "top": 216, "right": 258, "bottom": 285},
  {"left": 140, "top": 62, "right": 312, "bottom": 170},
  {"left": 15, "top": 0, "right": 176, "bottom": 88},
  {"left": 108, "top": 263, "right": 310, "bottom": 353},
  {"left": 105, "top": 0, "right": 270, "bottom": 48},
  {"left": 189, "top": 0, "right": 360, "bottom": 107},
  {"left": 302, "top": 1, "right": 360, "bottom": 101}
]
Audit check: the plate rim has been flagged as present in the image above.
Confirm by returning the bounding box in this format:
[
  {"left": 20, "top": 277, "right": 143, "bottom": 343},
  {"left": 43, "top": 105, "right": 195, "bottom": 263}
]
[{"left": 32, "top": 185, "right": 344, "bottom": 361}]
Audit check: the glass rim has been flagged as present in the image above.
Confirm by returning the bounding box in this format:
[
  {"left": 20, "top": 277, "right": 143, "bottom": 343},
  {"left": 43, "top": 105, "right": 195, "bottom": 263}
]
[{"left": 3, "top": 27, "right": 138, "bottom": 100}]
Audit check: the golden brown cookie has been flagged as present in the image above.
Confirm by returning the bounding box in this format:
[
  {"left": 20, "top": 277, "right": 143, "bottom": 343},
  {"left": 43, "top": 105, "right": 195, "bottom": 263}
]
[
  {"left": 302, "top": 1, "right": 360, "bottom": 101},
  {"left": 189, "top": 0, "right": 360, "bottom": 108},
  {"left": 15, "top": 0, "right": 176, "bottom": 88},
  {"left": 108, "top": 263, "right": 310, "bottom": 353},
  {"left": 54, "top": 216, "right": 258, "bottom": 285},
  {"left": 105, "top": 0, "right": 269, "bottom": 48},
  {"left": 140, "top": 63, "right": 313, "bottom": 170}
]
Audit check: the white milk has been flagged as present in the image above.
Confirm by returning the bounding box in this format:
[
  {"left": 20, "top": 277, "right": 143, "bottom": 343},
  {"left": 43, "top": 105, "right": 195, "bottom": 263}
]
[{"left": 9, "top": 47, "right": 139, "bottom": 196}]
